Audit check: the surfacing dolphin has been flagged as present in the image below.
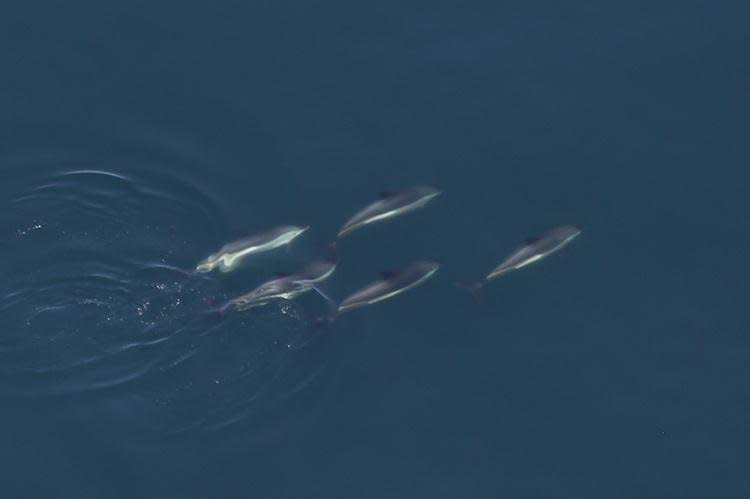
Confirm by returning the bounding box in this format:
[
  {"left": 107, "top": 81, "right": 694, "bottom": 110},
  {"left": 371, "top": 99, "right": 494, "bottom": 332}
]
[
  {"left": 457, "top": 225, "right": 582, "bottom": 299},
  {"left": 196, "top": 225, "right": 309, "bottom": 273},
  {"left": 334, "top": 260, "right": 440, "bottom": 317},
  {"left": 337, "top": 185, "right": 441, "bottom": 239},
  {"left": 228, "top": 261, "right": 336, "bottom": 310}
]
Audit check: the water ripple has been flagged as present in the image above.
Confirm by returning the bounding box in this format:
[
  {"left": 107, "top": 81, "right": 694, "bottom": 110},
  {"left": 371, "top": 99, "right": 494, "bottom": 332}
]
[{"left": 0, "top": 160, "right": 338, "bottom": 447}]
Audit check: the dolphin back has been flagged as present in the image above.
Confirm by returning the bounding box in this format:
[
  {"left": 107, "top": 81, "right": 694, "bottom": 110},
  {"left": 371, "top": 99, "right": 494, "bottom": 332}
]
[
  {"left": 337, "top": 260, "right": 439, "bottom": 314},
  {"left": 338, "top": 186, "right": 441, "bottom": 238}
]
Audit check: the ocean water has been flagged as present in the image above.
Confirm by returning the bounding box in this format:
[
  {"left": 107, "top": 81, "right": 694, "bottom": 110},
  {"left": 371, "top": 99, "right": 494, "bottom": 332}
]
[{"left": 1, "top": 1, "right": 748, "bottom": 498}]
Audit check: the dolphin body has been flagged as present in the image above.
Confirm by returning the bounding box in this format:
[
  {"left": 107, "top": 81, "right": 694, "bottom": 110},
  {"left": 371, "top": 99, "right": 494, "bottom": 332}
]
[
  {"left": 229, "top": 261, "right": 336, "bottom": 310},
  {"left": 458, "top": 225, "right": 581, "bottom": 298},
  {"left": 196, "top": 225, "right": 309, "bottom": 273},
  {"left": 335, "top": 260, "right": 440, "bottom": 316},
  {"left": 337, "top": 185, "right": 441, "bottom": 239}
]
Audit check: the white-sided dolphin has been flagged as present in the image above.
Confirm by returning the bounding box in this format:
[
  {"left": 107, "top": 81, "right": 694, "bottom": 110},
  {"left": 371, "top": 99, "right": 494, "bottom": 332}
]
[
  {"left": 337, "top": 185, "right": 441, "bottom": 239},
  {"left": 228, "top": 261, "right": 336, "bottom": 310},
  {"left": 335, "top": 260, "right": 440, "bottom": 316},
  {"left": 457, "top": 225, "right": 581, "bottom": 299},
  {"left": 196, "top": 225, "right": 309, "bottom": 273}
]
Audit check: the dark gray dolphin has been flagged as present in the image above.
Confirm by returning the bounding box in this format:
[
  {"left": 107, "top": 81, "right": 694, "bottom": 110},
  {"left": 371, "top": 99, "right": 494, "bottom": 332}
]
[
  {"left": 337, "top": 185, "right": 441, "bottom": 238},
  {"left": 336, "top": 260, "right": 440, "bottom": 316},
  {"left": 229, "top": 261, "right": 336, "bottom": 310},
  {"left": 196, "top": 225, "right": 309, "bottom": 273},
  {"left": 458, "top": 225, "right": 581, "bottom": 298}
]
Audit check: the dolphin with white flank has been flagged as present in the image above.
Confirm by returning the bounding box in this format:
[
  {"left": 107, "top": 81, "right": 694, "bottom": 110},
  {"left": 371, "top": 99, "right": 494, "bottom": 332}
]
[
  {"left": 337, "top": 186, "right": 441, "bottom": 239},
  {"left": 457, "top": 225, "right": 582, "bottom": 299},
  {"left": 334, "top": 260, "right": 440, "bottom": 317},
  {"left": 196, "top": 225, "right": 309, "bottom": 273},
  {"left": 229, "top": 261, "right": 336, "bottom": 310}
]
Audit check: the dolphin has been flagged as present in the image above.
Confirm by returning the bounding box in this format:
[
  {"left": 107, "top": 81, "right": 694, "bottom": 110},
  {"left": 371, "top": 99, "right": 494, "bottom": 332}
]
[
  {"left": 335, "top": 260, "right": 440, "bottom": 316},
  {"left": 196, "top": 225, "right": 309, "bottom": 273},
  {"left": 337, "top": 185, "right": 441, "bottom": 239},
  {"left": 457, "top": 225, "right": 582, "bottom": 299},
  {"left": 228, "top": 261, "right": 336, "bottom": 310}
]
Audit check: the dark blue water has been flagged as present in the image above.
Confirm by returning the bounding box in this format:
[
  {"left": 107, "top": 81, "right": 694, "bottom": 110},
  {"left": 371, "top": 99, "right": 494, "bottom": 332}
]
[{"left": 1, "top": 1, "right": 748, "bottom": 497}]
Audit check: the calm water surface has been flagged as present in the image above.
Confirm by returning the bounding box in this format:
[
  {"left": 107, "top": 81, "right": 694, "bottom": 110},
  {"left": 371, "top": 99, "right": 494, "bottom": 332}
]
[{"left": 1, "top": 1, "right": 748, "bottom": 498}]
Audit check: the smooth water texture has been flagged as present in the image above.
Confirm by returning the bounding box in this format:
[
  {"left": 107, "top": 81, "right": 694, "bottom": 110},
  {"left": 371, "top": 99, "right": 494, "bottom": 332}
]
[{"left": 1, "top": 1, "right": 749, "bottom": 498}]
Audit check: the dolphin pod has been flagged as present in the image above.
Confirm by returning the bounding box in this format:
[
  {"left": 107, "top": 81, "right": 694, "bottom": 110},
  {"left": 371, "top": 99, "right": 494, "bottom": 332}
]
[{"left": 196, "top": 185, "right": 581, "bottom": 318}]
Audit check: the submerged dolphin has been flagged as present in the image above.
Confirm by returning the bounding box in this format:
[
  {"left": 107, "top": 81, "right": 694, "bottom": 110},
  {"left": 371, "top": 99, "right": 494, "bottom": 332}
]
[
  {"left": 196, "top": 225, "right": 309, "bottom": 273},
  {"left": 458, "top": 225, "right": 582, "bottom": 298},
  {"left": 229, "top": 261, "right": 336, "bottom": 310},
  {"left": 337, "top": 185, "right": 441, "bottom": 238},
  {"left": 335, "top": 260, "right": 440, "bottom": 316}
]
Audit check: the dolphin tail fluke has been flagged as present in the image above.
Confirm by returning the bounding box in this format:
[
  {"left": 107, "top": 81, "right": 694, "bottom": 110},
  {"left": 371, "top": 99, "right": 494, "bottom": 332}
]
[{"left": 455, "top": 281, "right": 484, "bottom": 303}]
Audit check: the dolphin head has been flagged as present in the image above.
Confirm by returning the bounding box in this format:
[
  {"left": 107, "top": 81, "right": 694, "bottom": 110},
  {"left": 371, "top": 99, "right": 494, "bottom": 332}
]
[
  {"left": 274, "top": 225, "right": 310, "bottom": 244},
  {"left": 559, "top": 225, "right": 583, "bottom": 242},
  {"left": 414, "top": 185, "right": 442, "bottom": 200},
  {"left": 294, "top": 225, "right": 310, "bottom": 237}
]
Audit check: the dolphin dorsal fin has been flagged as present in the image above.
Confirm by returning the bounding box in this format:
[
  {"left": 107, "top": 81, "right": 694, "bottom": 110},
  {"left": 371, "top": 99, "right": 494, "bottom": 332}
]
[
  {"left": 377, "top": 191, "right": 396, "bottom": 199},
  {"left": 380, "top": 271, "right": 398, "bottom": 280}
]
